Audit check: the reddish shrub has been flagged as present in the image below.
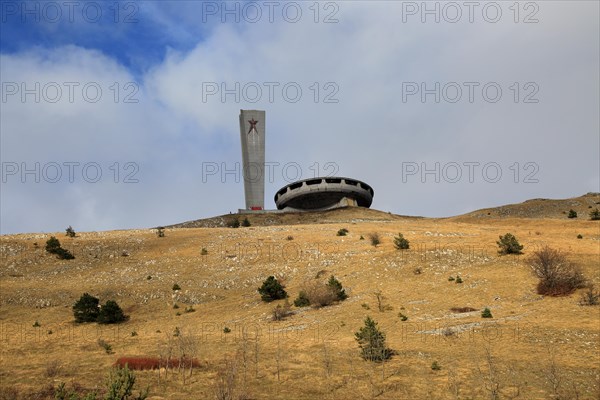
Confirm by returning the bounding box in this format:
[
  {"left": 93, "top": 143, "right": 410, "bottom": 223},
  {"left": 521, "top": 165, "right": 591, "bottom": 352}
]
[
  {"left": 450, "top": 307, "right": 478, "bottom": 313},
  {"left": 114, "top": 357, "right": 202, "bottom": 371},
  {"left": 115, "top": 357, "right": 159, "bottom": 370},
  {"left": 527, "top": 246, "right": 586, "bottom": 296}
]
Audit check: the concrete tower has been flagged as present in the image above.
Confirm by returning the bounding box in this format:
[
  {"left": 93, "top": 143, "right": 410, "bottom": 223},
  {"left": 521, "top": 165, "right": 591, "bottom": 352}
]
[{"left": 239, "top": 110, "right": 265, "bottom": 210}]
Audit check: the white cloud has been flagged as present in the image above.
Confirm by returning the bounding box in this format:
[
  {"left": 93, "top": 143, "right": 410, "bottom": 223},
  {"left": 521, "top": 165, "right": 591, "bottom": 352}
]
[{"left": 1, "top": 1, "right": 598, "bottom": 233}]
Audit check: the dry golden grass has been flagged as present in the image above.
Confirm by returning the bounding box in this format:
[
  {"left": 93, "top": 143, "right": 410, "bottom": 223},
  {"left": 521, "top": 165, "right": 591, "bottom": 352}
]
[{"left": 1, "top": 194, "right": 599, "bottom": 399}]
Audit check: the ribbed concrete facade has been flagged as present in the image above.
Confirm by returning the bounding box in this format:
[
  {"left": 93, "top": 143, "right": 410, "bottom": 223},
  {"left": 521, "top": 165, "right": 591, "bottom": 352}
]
[{"left": 239, "top": 110, "right": 265, "bottom": 210}]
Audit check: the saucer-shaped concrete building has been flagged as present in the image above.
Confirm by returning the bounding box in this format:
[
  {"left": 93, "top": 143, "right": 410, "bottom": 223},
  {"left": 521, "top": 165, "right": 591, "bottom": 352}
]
[{"left": 275, "top": 177, "right": 374, "bottom": 211}]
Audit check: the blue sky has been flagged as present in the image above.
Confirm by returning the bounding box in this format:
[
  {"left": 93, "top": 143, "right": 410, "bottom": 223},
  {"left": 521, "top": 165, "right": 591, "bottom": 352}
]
[{"left": 1, "top": 1, "right": 599, "bottom": 234}]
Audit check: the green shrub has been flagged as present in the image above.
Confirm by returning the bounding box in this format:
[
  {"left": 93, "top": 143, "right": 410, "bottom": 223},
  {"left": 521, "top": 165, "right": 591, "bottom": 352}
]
[
  {"left": 577, "top": 234, "right": 583, "bottom": 239},
  {"left": 481, "top": 307, "right": 493, "bottom": 318},
  {"left": 227, "top": 218, "right": 240, "bottom": 228},
  {"left": 185, "top": 305, "right": 196, "bottom": 313},
  {"left": 293, "top": 290, "right": 310, "bottom": 307},
  {"left": 241, "top": 217, "right": 251, "bottom": 227},
  {"left": 98, "top": 339, "right": 113, "bottom": 354},
  {"left": 33, "top": 320, "right": 41, "bottom": 327},
  {"left": 45, "top": 236, "right": 74, "bottom": 259},
  {"left": 567, "top": 209, "right": 577, "bottom": 218},
  {"left": 223, "top": 327, "right": 231, "bottom": 333},
  {"left": 65, "top": 225, "right": 76, "bottom": 237},
  {"left": 97, "top": 300, "right": 128, "bottom": 324},
  {"left": 398, "top": 313, "right": 408, "bottom": 321},
  {"left": 359, "top": 235, "right": 364, "bottom": 240},
  {"left": 448, "top": 276, "right": 455, "bottom": 281},
  {"left": 496, "top": 233, "right": 523, "bottom": 255},
  {"left": 431, "top": 361, "right": 442, "bottom": 371},
  {"left": 393, "top": 233, "right": 410, "bottom": 250},
  {"left": 55, "top": 247, "right": 75, "bottom": 260},
  {"left": 73, "top": 293, "right": 100, "bottom": 323},
  {"left": 455, "top": 276, "right": 463, "bottom": 284},
  {"left": 258, "top": 276, "right": 287, "bottom": 302},
  {"left": 172, "top": 283, "right": 181, "bottom": 291},
  {"left": 590, "top": 208, "right": 600, "bottom": 220},
  {"left": 156, "top": 227, "right": 165, "bottom": 237},
  {"left": 579, "top": 285, "right": 600, "bottom": 306},
  {"left": 201, "top": 248, "right": 208, "bottom": 255},
  {"left": 337, "top": 228, "right": 348, "bottom": 236},
  {"left": 56, "top": 365, "right": 148, "bottom": 399},
  {"left": 105, "top": 365, "right": 149, "bottom": 400},
  {"left": 327, "top": 275, "right": 348, "bottom": 301},
  {"left": 355, "top": 316, "right": 392, "bottom": 362}
]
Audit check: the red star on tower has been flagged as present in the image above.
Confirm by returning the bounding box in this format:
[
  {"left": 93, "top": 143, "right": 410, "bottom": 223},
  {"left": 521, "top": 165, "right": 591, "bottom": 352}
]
[{"left": 248, "top": 118, "right": 259, "bottom": 135}]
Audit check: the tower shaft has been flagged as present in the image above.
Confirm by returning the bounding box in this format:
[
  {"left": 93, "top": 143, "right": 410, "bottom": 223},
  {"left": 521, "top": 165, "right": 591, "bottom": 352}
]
[{"left": 239, "top": 110, "right": 266, "bottom": 210}]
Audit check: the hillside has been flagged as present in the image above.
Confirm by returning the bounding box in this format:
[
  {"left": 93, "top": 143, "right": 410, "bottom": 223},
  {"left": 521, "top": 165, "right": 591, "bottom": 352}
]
[
  {"left": 452, "top": 192, "right": 600, "bottom": 220},
  {"left": 167, "top": 193, "right": 600, "bottom": 229},
  {"left": 0, "top": 195, "right": 599, "bottom": 399},
  {"left": 165, "top": 207, "right": 421, "bottom": 229}
]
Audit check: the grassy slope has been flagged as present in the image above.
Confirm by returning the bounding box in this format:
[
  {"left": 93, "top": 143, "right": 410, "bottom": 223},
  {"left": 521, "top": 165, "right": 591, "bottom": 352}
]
[{"left": 1, "top": 194, "right": 599, "bottom": 399}]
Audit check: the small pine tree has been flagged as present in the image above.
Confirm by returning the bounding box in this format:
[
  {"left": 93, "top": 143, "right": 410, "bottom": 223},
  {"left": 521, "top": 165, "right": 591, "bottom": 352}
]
[
  {"left": 241, "top": 217, "right": 251, "bottom": 227},
  {"left": 258, "top": 276, "right": 287, "bottom": 302},
  {"left": 293, "top": 290, "right": 310, "bottom": 307},
  {"left": 327, "top": 275, "right": 348, "bottom": 301},
  {"left": 481, "top": 307, "right": 493, "bottom": 318},
  {"left": 355, "top": 316, "right": 391, "bottom": 362},
  {"left": 97, "top": 300, "right": 128, "bottom": 324},
  {"left": 228, "top": 218, "right": 240, "bottom": 228},
  {"left": 73, "top": 293, "right": 100, "bottom": 323},
  {"left": 590, "top": 208, "right": 600, "bottom": 220},
  {"left": 393, "top": 233, "right": 410, "bottom": 250},
  {"left": 156, "top": 227, "right": 165, "bottom": 237},
  {"left": 65, "top": 226, "right": 76, "bottom": 237},
  {"left": 496, "top": 233, "right": 523, "bottom": 255},
  {"left": 105, "top": 365, "right": 149, "bottom": 400},
  {"left": 45, "top": 236, "right": 62, "bottom": 253},
  {"left": 567, "top": 210, "right": 577, "bottom": 219}
]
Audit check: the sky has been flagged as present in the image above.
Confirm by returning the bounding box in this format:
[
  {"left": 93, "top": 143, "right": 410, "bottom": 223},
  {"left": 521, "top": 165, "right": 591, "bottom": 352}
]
[{"left": 1, "top": 0, "right": 599, "bottom": 234}]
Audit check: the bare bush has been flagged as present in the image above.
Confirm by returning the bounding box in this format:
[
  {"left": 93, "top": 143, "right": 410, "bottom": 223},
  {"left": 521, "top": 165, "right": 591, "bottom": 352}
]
[
  {"left": 374, "top": 290, "right": 392, "bottom": 312},
  {"left": 442, "top": 327, "right": 456, "bottom": 337},
  {"left": 579, "top": 285, "right": 600, "bottom": 306},
  {"left": 45, "top": 359, "right": 62, "bottom": 377},
  {"left": 272, "top": 300, "right": 293, "bottom": 321},
  {"left": 213, "top": 357, "right": 238, "bottom": 400},
  {"left": 527, "top": 246, "right": 586, "bottom": 296},
  {"left": 0, "top": 386, "right": 19, "bottom": 400},
  {"left": 368, "top": 233, "right": 381, "bottom": 247},
  {"left": 303, "top": 282, "right": 337, "bottom": 308}
]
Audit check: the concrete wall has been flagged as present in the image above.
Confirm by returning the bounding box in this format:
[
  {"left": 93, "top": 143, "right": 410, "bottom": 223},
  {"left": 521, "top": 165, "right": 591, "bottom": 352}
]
[{"left": 239, "top": 110, "right": 266, "bottom": 210}]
